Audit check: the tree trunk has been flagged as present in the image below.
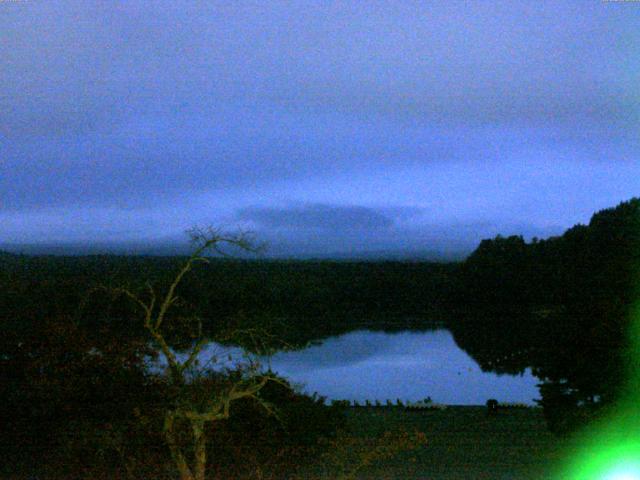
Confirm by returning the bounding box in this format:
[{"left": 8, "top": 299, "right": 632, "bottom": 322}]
[
  {"left": 193, "top": 420, "right": 207, "bottom": 480},
  {"left": 164, "top": 411, "right": 195, "bottom": 480}
]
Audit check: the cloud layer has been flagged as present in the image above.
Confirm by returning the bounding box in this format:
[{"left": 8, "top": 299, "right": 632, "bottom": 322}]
[{"left": 1, "top": 1, "right": 639, "bottom": 255}]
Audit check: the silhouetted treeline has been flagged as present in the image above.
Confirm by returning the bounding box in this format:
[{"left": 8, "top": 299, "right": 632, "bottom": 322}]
[
  {"left": 0, "top": 255, "right": 455, "bottom": 348},
  {"left": 450, "top": 197, "right": 640, "bottom": 432}
]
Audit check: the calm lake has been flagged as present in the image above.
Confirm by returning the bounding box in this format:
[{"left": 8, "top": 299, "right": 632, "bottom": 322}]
[{"left": 192, "top": 329, "right": 541, "bottom": 406}]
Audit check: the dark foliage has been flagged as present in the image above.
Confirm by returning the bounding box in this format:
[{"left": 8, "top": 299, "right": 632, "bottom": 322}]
[
  {"left": 0, "top": 311, "right": 344, "bottom": 478},
  {"left": 0, "top": 254, "right": 374, "bottom": 478},
  {"left": 0, "top": 315, "right": 158, "bottom": 477},
  {"left": 206, "top": 379, "right": 344, "bottom": 479},
  {"left": 450, "top": 197, "right": 640, "bottom": 433}
]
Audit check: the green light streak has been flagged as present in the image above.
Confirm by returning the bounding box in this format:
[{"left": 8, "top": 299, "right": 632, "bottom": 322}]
[{"left": 556, "top": 303, "right": 640, "bottom": 479}]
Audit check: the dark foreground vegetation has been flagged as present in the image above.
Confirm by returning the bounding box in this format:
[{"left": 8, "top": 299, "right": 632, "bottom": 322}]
[
  {"left": 310, "top": 406, "right": 564, "bottom": 480},
  {"left": 1, "top": 198, "right": 638, "bottom": 478}
]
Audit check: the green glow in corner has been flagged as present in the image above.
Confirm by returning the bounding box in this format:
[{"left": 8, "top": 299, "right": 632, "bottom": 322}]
[
  {"left": 557, "top": 302, "right": 640, "bottom": 479},
  {"left": 602, "top": 461, "right": 640, "bottom": 480},
  {"left": 565, "top": 438, "right": 640, "bottom": 479}
]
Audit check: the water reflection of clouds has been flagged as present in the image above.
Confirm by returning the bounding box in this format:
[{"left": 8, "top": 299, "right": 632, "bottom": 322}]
[
  {"left": 188, "top": 329, "right": 540, "bottom": 404},
  {"left": 365, "top": 355, "right": 437, "bottom": 369},
  {"left": 266, "top": 330, "right": 454, "bottom": 370},
  {"left": 261, "top": 330, "right": 540, "bottom": 405}
]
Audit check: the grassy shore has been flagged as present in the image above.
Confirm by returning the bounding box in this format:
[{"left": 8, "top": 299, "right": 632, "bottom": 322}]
[{"left": 313, "top": 406, "right": 570, "bottom": 480}]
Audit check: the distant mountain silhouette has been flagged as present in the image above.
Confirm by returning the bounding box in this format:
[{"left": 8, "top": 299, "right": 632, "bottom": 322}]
[
  {"left": 0, "top": 240, "right": 192, "bottom": 257},
  {"left": 0, "top": 241, "right": 467, "bottom": 261}
]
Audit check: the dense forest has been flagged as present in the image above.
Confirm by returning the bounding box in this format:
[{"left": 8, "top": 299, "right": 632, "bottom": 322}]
[
  {"left": 450, "top": 197, "right": 640, "bottom": 432},
  {"left": 0, "top": 254, "right": 454, "bottom": 346},
  {"left": 1, "top": 198, "right": 638, "bottom": 477}
]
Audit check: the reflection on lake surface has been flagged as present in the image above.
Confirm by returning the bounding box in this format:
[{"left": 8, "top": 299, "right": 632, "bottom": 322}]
[{"left": 197, "top": 329, "right": 541, "bottom": 405}]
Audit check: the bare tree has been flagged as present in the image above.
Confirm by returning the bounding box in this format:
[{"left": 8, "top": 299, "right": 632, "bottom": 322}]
[{"left": 115, "top": 227, "right": 281, "bottom": 480}]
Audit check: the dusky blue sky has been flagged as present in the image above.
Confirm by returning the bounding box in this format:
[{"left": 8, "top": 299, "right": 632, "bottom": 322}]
[{"left": 1, "top": 1, "right": 639, "bottom": 257}]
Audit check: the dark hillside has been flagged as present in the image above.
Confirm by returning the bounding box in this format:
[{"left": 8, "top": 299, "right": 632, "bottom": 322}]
[{"left": 450, "top": 198, "right": 640, "bottom": 432}]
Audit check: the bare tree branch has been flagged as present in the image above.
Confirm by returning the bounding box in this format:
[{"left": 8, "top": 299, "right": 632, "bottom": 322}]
[{"left": 112, "top": 227, "right": 280, "bottom": 480}]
